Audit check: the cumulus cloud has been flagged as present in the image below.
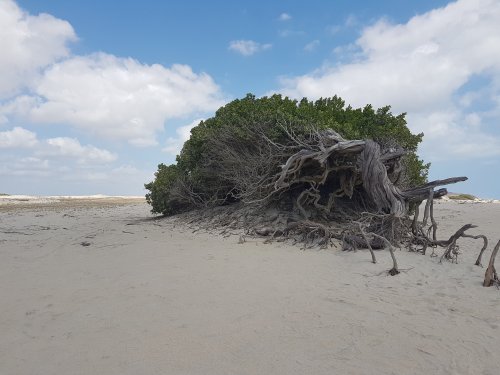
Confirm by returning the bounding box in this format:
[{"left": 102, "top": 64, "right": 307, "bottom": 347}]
[
  {"left": 1, "top": 53, "right": 224, "bottom": 146},
  {"left": 228, "top": 40, "right": 272, "bottom": 56},
  {"left": 279, "top": 13, "right": 291, "bottom": 21},
  {"left": 0, "top": 1, "right": 225, "bottom": 194},
  {"left": 0, "top": 126, "right": 38, "bottom": 148},
  {"left": 0, "top": 156, "right": 51, "bottom": 177},
  {"left": 163, "top": 118, "right": 202, "bottom": 155},
  {"left": 0, "top": 0, "right": 76, "bottom": 99},
  {"left": 277, "top": 0, "right": 500, "bottom": 160},
  {"left": 0, "top": 126, "right": 118, "bottom": 191},
  {"left": 41, "top": 137, "right": 117, "bottom": 164},
  {"left": 407, "top": 111, "right": 500, "bottom": 160},
  {"left": 0, "top": 151, "right": 149, "bottom": 194},
  {"left": 0, "top": 126, "right": 116, "bottom": 163},
  {"left": 0, "top": 2, "right": 224, "bottom": 148}
]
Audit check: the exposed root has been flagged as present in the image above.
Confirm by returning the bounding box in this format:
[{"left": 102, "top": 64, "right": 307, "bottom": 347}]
[
  {"left": 159, "top": 128, "right": 489, "bottom": 282},
  {"left": 438, "top": 224, "right": 477, "bottom": 263},
  {"left": 371, "top": 233, "right": 400, "bottom": 276},
  {"left": 484, "top": 240, "right": 499, "bottom": 287},
  {"left": 357, "top": 222, "right": 376, "bottom": 264},
  {"left": 464, "top": 234, "right": 489, "bottom": 266}
]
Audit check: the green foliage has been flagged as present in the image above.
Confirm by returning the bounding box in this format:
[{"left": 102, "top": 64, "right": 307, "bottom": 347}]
[
  {"left": 145, "top": 163, "right": 181, "bottom": 215},
  {"left": 145, "top": 94, "right": 430, "bottom": 215},
  {"left": 401, "top": 152, "right": 429, "bottom": 188}
]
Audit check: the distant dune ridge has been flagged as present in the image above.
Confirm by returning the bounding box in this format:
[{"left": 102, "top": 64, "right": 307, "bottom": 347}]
[
  {"left": 0, "top": 194, "right": 145, "bottom": 200},
  {"left": 0, "top": 195, "right": 145, "bottom": 210},
  {"left": 440, "top": 193, "right": 500, "bottom": 203}
]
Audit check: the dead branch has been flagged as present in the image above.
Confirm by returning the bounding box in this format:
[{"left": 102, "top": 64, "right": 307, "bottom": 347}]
[
  {"left": 402, "top": 177, "right": 468, "bottom": 202},
  {"left": 461, "top": 234, "right": 488, "bottom": 266},
  {"left": 438, "top": 224, "right": 477, "bottom": 262},
  {"left": 371, "top": 233, "right": 400, "bottom": 276},
  {"left": 357, "top": 222, "right": 376, "bottom": 264},
  {"left": 484, "top": 240, "right": 499, "bottom": 287}
]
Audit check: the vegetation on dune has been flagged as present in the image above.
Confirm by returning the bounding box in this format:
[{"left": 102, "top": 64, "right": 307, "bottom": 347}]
[
  {"left": 146, "top": 94, "right": 429, "bottom": 216},
  {"left": 448, "top": 193, "right": 477, "bottom": 200},
  {"left": 145, "top": 93, "right": 497, "bottom": 282}
]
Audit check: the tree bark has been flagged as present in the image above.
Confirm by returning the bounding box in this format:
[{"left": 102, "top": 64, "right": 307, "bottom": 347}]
[
  {"left": 484, "top": 240, "right": 499, "bottom": 287},
  {"left": 461, "top": 234, "right": 488, "bottom": 266}
]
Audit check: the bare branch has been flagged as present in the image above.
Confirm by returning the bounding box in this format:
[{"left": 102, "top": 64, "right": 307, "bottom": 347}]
[{"left": 484, "top": 240, "right": 499, "bottom": 287}]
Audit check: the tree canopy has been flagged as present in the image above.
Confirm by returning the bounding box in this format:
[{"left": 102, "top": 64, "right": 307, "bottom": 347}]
[{"left": 145, "top": 94, "right": 429, "bottom": 216}]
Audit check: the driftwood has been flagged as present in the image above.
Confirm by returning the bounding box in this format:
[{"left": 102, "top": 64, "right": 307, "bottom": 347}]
[
  {"left": 464, "top": 234, "right": 489, "bottom": 266},
  {"left": 484, "top": 240, "right": 499, "bottom": 287},
  {"left": 358, "top": 222, "right": 376, "bottom": 264},
  {"left": 371, "top": 233, "right": 399, "bottom": 275},
  {"left": 438, "top": 224, "right": 477, "bottom": 263}
]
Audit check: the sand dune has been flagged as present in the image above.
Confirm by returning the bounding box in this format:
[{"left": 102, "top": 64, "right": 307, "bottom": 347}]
[
  {"left": 0, "top": 199, "right": 499, "bottom": 374},
  {"left": 0, "top": 195, "right": 145, "bottom": 211}
]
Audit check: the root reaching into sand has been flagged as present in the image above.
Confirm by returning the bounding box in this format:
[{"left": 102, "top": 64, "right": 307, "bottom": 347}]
[
  {"left": 165, "top": 128, "right": 491, "bottom": 280},
  {"left": 466, "top": 234, "right": 489, "bottom": 266},
  {"left": 484, "top": 240, "right": 499, "bottom": 287}
]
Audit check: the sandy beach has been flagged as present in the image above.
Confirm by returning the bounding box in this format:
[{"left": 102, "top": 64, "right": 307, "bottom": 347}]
[{"left": 1, "top": 197, "right": 499, "bottom": 375}]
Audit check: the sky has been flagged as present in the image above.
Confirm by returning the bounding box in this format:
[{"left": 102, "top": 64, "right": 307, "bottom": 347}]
[{"left": 1, "top": 0, "right": 500, "bottom": 198}]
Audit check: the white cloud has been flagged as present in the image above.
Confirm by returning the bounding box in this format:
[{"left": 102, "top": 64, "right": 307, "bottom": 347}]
[
  {"left": 0, "top": 126, "right": 116, "bottom": 164},
  {"left": 1, "top": 53, "right": 224, "bottom": 146},
  {"left": 279, "top": 13, "right": 291, "bottom": 21},
  {"left": 0, "top": 156, "right": 51, "bottom": 177},
  {"left": 0, "top": 0, "right": 76, "bottom": 99},
  {"left": 163, "top": 118, "right": 202, "bottom": 155},
  {"left": 0, "top": 2, "right": 224, "bottom": 148},
  {"left": 304, "top": 40, "right": 320, "bottom": 52},
  {"left": 41, "top": 137, "right": 117, "bottom": 164},
  {"left": 408, "top": 111, "right": 500, "bottom": 160},
  {"left": 0, "top": 150, "right": 150, "bottom": 194},
  {"left": 464, "top": 113, "right": 481, "bottom": 128},
  {"left": 0, "top": 126, "right": 38, "bottom": 148},
  {"left": 0, "top": 128, "right": 118, "bottom": 185},
  {"left": 228, "top": 40, "right": 272, "bottom": 56},
  {"left": 0, "top": 1, "right": 226, "bottom": 194},
  {"left": 277, "top": 0, "right": 500, "bottom": 160},
  {"left": 0, "top": 126, "right": 116, "bottom": 163},
  {"left": 111, "top": 165, "right": 140, "bottom": 175}
]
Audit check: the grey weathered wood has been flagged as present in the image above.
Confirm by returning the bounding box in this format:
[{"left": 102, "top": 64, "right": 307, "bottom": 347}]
[{"left": 484, "top": 240, "right": 499, "bottom": 287}]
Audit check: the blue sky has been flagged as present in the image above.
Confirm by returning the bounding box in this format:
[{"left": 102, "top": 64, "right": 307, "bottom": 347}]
[{"left": 1, "top": 0, "right": 499, "bottom": 198}]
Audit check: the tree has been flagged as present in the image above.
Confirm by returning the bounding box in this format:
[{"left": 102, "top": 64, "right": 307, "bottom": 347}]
[
  {"left": 145, "top": 94, "right": 489, "bottom": 276},
  {"left": 146, "top": 94, "right": 428, "bottom": 215}
]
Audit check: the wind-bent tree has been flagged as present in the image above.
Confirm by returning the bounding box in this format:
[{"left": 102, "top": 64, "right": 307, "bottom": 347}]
[
  {"left": 146, "top": 94, "right": 487, "bottom": 275},
  {"left": 146, "top": 94, "right": 427, "bottom": 213}
]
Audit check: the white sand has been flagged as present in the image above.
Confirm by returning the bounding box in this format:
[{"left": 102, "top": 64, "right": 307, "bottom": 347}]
[
  {"left": 0, "top": 199, "right": 499, "bottom": 374},
  {"left": 0, "top": 195, "right": 145, "bottom": 207}
]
